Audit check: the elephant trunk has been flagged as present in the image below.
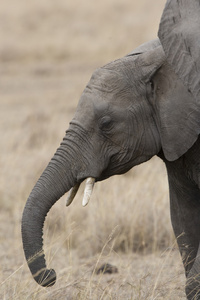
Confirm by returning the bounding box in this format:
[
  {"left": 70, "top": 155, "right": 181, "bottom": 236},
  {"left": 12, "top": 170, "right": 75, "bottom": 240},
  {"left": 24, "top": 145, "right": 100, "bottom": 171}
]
[{"left": 21, "top": 146, "right": 77, "bottom": 287}]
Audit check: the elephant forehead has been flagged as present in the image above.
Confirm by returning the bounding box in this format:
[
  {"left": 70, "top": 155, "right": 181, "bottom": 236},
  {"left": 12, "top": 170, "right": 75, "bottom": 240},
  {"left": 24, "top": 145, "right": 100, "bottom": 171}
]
[
  {"left": 75, "top": 93, "right": 110, "bottom": 120},
  {"left": 74, "top": 95, "right": 95, "bottom": 123},
  {"left": 89, "top": 65, "right": 133, "bottom": 95},
  {"left": 73, "top": 90, "right": 127, "bottom": 129},
  {"left": 72, "top": 93, "right": 105, "bottom": 128}
]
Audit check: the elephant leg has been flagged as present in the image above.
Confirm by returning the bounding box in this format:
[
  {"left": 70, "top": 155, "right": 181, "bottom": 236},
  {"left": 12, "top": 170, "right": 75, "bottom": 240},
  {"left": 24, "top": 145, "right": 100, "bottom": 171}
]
[{"left": 165, "top": 160, "right": 200, "bottom": 299}]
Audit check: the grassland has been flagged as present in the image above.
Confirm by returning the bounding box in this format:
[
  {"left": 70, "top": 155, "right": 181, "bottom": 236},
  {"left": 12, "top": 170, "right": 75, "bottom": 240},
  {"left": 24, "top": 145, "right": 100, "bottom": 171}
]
[{"left": 0, "top": 0, "right": 186, "bottom": 299}]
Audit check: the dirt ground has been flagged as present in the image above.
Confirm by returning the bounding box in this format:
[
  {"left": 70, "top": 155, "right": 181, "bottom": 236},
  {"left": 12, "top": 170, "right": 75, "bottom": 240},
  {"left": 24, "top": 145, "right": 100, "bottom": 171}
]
[{"left": 0, "top": 0, "right": 188, "bottom": 299}]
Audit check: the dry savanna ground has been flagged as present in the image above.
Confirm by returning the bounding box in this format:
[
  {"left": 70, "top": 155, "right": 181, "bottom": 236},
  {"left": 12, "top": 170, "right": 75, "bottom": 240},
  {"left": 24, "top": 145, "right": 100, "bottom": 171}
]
[{"left": 0, "top": 0, "right": 187, "bottom": 299}]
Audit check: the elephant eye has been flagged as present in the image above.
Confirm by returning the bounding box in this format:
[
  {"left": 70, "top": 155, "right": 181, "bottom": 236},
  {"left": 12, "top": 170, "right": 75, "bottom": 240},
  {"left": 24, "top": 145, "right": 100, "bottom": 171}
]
[{"left": 99, "top": 116, "right": 113, "bottom": 131}]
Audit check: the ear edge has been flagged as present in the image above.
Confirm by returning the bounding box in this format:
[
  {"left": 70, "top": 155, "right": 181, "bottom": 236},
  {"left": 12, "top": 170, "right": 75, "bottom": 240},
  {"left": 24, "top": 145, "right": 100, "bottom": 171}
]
[
  {"left": 161, "top": 130, "right": 200, "bottom": 162},
  {"left": 127, "top": 39, "right": 161, "bottom": 57}
]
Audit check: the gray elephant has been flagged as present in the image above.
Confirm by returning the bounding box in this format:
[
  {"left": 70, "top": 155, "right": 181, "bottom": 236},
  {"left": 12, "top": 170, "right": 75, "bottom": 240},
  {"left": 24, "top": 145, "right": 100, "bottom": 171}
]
[
  {"left": 158, "top": 1, "right": 200, "bottom": 299},
  {"left": 22, "top": 1, "right": 200, "bottom": 299}
]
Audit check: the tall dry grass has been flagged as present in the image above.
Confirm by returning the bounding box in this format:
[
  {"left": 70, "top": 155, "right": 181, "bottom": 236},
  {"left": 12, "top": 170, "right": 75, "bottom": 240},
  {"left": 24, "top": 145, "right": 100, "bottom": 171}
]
[{"left": 0, "top": 0, "right": 186, "bottom": 299}]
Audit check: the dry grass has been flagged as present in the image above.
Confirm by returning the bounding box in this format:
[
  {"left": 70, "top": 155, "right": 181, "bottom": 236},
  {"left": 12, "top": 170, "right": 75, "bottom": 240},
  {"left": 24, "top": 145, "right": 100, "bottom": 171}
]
[{"left": 0, "top": 0, "right": 187, "bottom": 299}]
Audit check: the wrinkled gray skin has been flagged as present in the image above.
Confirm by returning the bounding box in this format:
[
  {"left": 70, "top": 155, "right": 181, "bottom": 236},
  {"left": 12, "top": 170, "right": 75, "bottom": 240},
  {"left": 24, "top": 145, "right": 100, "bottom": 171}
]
[
  {"left": 159, "top": 1, "right": 200, "bottom": 299},
  {"left": 22, "top": 1, "right": 200, "bottom": 298}
]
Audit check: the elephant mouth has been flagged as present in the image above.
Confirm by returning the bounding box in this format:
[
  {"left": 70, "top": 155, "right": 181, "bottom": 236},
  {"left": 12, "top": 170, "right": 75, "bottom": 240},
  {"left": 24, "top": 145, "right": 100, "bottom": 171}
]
[
  {"left": 66, "top": 152, "right": 122, "bottom": 207},
  {"left": 66, "top": 161, "right": 117, "bottom": 207},
  {"left": 66, "top": 177, "right": 95, "bottom": 207},
  {"left": 66, "top": 166, "right": 121, "bottom": 207}
]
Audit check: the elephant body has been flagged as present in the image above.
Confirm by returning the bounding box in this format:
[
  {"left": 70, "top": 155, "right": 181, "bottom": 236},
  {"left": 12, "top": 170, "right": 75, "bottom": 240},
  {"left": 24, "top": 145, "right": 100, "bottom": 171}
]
[
  {"left": 22, "top": 1, "right": 200, "bottom": 299},
  {"left": 160, "top": 139, "right": 200, "bottom": 299}
]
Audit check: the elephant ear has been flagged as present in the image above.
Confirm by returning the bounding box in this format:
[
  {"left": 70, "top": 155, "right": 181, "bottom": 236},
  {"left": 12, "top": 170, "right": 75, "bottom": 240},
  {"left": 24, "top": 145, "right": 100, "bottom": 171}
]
[
  {"left": 158, "top": 0, "right": 200, "bottom": 101},
  {"left": 127, "top": 39, "right": 161, "bottom": 56},
  {"left": 154, "top": 62, "right": 200, "bottom": 161},
  {"left": 136, "top": 45, "right": 200, "bottom": 161}
]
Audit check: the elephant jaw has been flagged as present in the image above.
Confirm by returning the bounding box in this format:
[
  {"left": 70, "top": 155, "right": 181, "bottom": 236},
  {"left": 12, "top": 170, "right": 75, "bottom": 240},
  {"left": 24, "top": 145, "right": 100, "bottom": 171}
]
[{"left": 66, "top": 177, "right": 95, "bottom": 207}]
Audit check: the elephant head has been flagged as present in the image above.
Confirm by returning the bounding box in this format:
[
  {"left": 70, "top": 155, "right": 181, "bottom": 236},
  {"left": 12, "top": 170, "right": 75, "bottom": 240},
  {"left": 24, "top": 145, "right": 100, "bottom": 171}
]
[{"left": 22, "top": 37, "right": 200, "bottom": 286}]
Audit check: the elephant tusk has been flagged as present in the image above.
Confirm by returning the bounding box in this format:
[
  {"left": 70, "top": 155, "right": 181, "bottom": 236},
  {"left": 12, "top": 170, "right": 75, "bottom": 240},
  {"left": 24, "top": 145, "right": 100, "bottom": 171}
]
[
  {"left": 66, "top": 182, "right": 81, "bottom": 206},
  {"left": 82, "top": 177, "right": 95, "bottom": 207}
]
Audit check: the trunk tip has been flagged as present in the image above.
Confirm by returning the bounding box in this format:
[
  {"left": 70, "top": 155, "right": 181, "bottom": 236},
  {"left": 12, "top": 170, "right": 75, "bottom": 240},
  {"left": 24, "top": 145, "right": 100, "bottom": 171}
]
[{"left": 34, "top": 268, "right": 56, "bottom": 287}]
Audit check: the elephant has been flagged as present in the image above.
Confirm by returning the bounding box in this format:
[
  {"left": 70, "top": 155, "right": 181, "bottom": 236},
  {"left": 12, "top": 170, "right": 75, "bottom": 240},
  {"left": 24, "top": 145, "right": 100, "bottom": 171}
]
[
  {"left": 22, "top": 1, "right": 200, "bottom": 299},
  {"left": 158, "top": 1, "right": 200, "bottom": 299}
]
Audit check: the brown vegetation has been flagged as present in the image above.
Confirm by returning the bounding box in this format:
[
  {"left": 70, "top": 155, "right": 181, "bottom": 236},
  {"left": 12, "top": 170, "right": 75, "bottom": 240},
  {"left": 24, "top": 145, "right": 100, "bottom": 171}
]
[{"left": 0, "top": 0, "right": 186, "bottom": 299}]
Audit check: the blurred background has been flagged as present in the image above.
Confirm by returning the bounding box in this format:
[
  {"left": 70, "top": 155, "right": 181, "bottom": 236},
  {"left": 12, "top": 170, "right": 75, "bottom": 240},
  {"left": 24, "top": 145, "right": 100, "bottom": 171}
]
[{"left": 0, "top": 0, "right": 186, "bottom": 299}]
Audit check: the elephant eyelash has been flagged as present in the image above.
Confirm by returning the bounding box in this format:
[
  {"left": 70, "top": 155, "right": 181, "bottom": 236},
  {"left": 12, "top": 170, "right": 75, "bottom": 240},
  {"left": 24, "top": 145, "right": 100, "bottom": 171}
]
[{"left": 150, "top": 80, "right": 154, "bottom": 91}]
